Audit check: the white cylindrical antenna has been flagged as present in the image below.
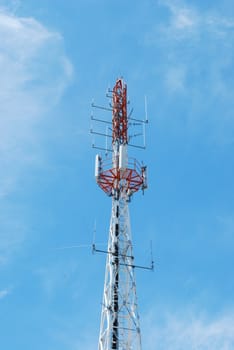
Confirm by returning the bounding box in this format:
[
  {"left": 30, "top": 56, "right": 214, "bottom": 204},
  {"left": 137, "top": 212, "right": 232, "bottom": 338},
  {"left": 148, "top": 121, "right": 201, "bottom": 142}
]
[
  {"left": 119, "top": 144, "right": 128, "bottom": 170},
  {"left": 95, "top": 154, "right": 102, "bottom": 179}
]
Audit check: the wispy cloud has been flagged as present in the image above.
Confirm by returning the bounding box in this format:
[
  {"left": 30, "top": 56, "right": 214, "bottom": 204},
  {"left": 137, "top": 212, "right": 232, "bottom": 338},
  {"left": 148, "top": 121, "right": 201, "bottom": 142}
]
[
  {"left": 158, "top": 0, "right": 199, "bottom": 36},
  {"left": 0, "top": 7, "right": 73, "bottom": 265},
  {"left": 0, "top": 8, "right": 73, "bottom": 194},
  {"left": 156, "top": 0, "right": 234, "bottom": 39},
  {"left": 165, "top": 66, "right": 187, "bottom": 92},
  {"left": 142, "top": 308, "right": 234, "bottom": 349},
  {"left": 145, "top": 0, "right": 234, "bottom": 143},
  {"left": 0, "top": 288, "right": 10, "bottom": 299}
]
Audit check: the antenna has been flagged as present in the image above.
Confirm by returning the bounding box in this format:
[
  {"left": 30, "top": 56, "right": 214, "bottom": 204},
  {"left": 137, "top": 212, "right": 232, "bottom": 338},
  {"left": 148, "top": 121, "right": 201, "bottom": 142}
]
[
  {"left": 105, "top": 126, "right": 108, "bottom": 157},
  {"left": 92, "top": 219, "right": 97, "bottom": 253},
  {"left": 91, "top": 86, "right": 148, "bottom": 153},
  {"left": 150, "top": 240, "right": 154, "bottom": 271},
  {"left": 144, "top": 95, "right": 148, "bottom": 123},
  {"left": 55, "top": 244, "right": 92, "bottom": 250},
  {"left": 143, "top": 96, "right": 148, "bottom": 148}
]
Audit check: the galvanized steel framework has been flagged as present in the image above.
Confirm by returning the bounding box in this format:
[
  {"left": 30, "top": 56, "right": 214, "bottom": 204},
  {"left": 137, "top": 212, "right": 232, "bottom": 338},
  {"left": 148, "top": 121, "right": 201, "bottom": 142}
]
[{"left": 95, "top": 79, "right": 147, "bottom": 350}]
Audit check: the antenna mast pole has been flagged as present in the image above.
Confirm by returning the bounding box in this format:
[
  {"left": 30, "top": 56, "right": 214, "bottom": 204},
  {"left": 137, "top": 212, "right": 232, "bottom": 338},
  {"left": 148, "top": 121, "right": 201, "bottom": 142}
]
[{"left": 95, "top": 78, "right": 147, "bottom": 350}]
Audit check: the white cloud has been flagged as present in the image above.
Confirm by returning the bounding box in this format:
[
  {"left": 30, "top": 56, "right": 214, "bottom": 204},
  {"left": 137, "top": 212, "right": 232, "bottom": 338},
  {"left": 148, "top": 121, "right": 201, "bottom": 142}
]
[
  {"left": 152, "top": 0, "right": 200, "bottom": 42},
  {"left": 142, "top": 308, "right": 234, "bottom": 349},
  {"left": 0, "top": 9, "right": 73, "bottom": 192},
  {"left": 0, "top": 8, "right": 73, "bottom": 265},
  {"left": 0, "top": 288, "right": 10, "bottom": 299},
  {"left": 174, "top": 11, "right": 195, "bottom": 29},
  {"left": 163, "top": 0, "right": 198, "bottom": 31}
]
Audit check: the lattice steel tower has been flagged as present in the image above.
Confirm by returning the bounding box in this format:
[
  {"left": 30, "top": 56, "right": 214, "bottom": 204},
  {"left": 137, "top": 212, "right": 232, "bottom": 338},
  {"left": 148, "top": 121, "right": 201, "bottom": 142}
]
[{"left": 93, "top": 78, "right": 148, "bottom": 350}]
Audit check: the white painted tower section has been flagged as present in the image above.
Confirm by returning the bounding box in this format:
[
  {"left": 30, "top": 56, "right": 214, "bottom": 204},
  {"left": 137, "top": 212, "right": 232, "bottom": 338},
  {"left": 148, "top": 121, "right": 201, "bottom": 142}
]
[{"left": 98, "top": 189, "right": 142, "bottom": 350}]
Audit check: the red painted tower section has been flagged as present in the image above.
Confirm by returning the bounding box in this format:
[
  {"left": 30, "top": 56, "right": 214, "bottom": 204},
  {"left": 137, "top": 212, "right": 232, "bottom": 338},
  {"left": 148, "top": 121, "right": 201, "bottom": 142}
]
[
  {"left": 95, "top": 79, "right": 147, "bottom": 198},
  {"left": 112, "top": 79, "right": 128, "bottom": 145}
]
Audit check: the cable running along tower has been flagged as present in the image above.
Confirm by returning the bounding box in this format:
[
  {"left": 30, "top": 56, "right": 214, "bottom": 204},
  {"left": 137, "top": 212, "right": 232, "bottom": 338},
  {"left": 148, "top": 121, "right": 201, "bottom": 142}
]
[{"left": 93, "top": 78, "right": 148, "bottom": 350}]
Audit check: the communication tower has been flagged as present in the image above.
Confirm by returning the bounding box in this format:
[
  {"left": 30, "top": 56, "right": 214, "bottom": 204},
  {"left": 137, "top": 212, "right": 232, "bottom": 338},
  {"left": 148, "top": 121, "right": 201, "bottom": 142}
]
[{"left": 92, "top": 78, "right": 150, "bottom": 350}]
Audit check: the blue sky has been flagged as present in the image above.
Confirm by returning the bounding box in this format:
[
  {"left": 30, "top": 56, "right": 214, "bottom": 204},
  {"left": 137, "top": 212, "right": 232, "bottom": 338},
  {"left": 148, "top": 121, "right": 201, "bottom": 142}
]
[{"left": 0, "top": 0, "right": 234, "bottom": 349}]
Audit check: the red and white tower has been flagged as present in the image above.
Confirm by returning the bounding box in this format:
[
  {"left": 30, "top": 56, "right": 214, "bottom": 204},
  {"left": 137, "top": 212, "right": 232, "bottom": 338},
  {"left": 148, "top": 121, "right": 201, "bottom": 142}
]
[{"left": 94, "top": 78, "right": 147, "bottom": 350}]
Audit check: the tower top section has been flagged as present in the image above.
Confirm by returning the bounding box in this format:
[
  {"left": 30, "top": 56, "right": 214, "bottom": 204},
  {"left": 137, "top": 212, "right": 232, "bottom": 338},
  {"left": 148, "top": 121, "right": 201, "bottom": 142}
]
[
  {"left": 92, "top": 78, "right": 148, "bottom": 198},
  {"left": 112, "top": 78, "right": 128, "bottom": 145}
]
